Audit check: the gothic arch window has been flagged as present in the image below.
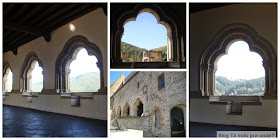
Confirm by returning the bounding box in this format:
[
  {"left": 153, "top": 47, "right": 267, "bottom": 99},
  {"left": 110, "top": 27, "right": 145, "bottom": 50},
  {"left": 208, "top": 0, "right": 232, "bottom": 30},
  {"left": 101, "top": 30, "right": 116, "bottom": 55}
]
[
  {"left": 215, "top": 41, "right": 265, "bottom": 96},
  {"left": 20, "top": 52, "right": 44, "bottom": 92},
  {"left": 123, "top": 103, "right": 130, "bottom": 117},
  {"left": 200, "top": 23, "right": 277, "bottom": 97},
  {"left": 3, "top": 61, "right": 13, "bottom": 92},
  {"left": 133, "top": 98, "right": 144, "bottom": 117},
  {"left": 111, "top": 4, "right": 185, "bottom": 63},
  {"left": 68, "top": 48, "right": 100, "bottom": 92},
  {"left": 117, "top": 106, "right": 121, "bottom": 118},
  {"left": 55, "top": 35, "right": 105, "bottom": 93},
  {"left": 154, "top": 107, "right": 161, "bottom": 129}
]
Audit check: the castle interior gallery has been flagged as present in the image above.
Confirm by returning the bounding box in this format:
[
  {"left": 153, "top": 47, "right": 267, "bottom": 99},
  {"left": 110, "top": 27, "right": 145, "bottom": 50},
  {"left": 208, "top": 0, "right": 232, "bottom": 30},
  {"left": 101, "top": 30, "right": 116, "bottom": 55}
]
[
  {"left": 2, "top": 3, "right": 107, "bottom": 137},
  {"left": 189, "top": 3, "right": 277, "bottom": 137}
]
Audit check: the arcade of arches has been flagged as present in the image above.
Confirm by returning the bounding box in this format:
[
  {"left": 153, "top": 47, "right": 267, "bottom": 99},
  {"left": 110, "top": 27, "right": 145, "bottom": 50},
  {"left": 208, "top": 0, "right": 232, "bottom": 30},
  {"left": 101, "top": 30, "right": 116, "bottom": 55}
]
[
  {"left": 189, "top": 3, "right": 277, "bottom": 136},
  {"left": 3, "top": 7, "right": 108, "bottom": 122}
]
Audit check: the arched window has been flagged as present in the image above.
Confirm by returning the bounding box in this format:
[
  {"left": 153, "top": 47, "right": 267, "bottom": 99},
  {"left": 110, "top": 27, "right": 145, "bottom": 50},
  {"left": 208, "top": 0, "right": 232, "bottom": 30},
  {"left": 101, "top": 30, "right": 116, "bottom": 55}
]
[
  {"left": 20, "top": 52, "right": 44, "bottom": 92},
  {"left": 200, "top": 24, "right": 277, "bottom": 97},
  {"left": 133, "top": 98, "right": 144, "bottom": 116},
  {"left": 3, "top": 62, "right": 13, "bottom": 92},
  {"left": 154, "top": 108, "right": 161, "bottom": 129},
  {"left": 56, "top": 36, "right": 105, "bottom": 93},
  {"left": 111, "top": 4, "right": 185, "bottom": 63},
  {"left": 117, "top": 106, "right": 121, "bottom": 118},
  {"left": 215, "top": 41, "right": 265, "bottom": 96},
  {"left": 68, "top": 48, "right": 100, "bottom": 92},
  {"left": 121, "top": 12, "right": 167, "bottom": 62},
  {"left": 123, "top": 103, "right": 130, "bottom": 117},
  {"left": 171, "top": 107, "right": 185, "bottom": 137}
]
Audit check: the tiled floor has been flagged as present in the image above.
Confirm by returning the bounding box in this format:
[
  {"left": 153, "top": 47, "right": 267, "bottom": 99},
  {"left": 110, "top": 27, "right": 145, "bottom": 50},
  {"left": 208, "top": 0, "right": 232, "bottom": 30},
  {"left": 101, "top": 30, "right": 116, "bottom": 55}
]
[
  {"left": 190, "top": 122, "right": 277, "bottom": 137},
  {"left": 3, "top": 105, "right": 107, "bottom": 137}
]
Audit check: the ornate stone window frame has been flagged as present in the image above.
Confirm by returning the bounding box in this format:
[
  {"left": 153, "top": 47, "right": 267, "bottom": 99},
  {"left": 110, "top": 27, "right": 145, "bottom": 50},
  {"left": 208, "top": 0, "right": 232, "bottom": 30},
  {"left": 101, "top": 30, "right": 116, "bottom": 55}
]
[
  {"left": 123, "top": 102, "right": 130, "bottom": 117},
  {"left": 111, "top": 4, "right": 185, "bottom": 63},
  {"left": 3, "top": 61, "right": 12, "bottom": 92},
  {"left": 133, "top": 98, "right": 144, "bottom": 117},
  {"left": 200, "top": 23, "right": 277, "bottom": 98},
  {"left": 153, "top": 106, "right": 161, "bottom": 129},
  {"left": 55, "top": 35, "right": 105, "bottom": 93},
  {"left": 20, "top": 52, "right": 44, "bottom": 92}
]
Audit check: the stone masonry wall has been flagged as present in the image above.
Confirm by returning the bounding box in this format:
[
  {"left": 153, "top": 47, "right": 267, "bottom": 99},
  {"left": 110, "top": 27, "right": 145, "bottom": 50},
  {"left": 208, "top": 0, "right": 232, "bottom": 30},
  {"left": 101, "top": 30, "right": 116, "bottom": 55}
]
[{"left": 112, "top": 71, "right": 186, "bottom": 137}]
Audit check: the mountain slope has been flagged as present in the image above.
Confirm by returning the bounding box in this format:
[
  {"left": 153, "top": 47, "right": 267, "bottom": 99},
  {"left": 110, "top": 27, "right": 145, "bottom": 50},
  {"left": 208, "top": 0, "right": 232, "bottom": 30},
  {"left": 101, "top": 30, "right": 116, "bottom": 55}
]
[
  {"left": 32, "top": 72, "right": 100, "bottom": 92},
  {"left": 121, "top": 42, "right": 167, "bottom": 61},
  {"left": 215, "top": 76, "right": 265, "bottom": 96}
]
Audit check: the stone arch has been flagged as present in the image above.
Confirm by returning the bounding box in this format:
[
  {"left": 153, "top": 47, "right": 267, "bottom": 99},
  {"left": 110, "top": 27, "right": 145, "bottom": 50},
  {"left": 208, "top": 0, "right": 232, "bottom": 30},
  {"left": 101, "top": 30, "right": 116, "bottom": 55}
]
[
  {"left": 111, "top": 4, "right": 185, "bottom": 63},
  {"left": 20, "top": 52, "right": 44, "bottom": 92},
  {"left": 55, "top": 35, "right": 105, "bottom": 93},
  {"left": 133, "top": 98, "right": 144, "bottom": 116},
  {"left": 123, "top": 102, "right": 130, "bottom": 117},
  {"left": 170, "top": 104, "right": 186, "bottom": 137},
  {"left": 200, "top": 23, "right": 277, "bottom": 97},
  {"left": 153, "top": 106, "right": 161, "bottom": 129},
  {"left": 117, "top": 106, "right": 121, "bottom": 118},
  {"left": 3, "top": 61, "right": 12, "bottom": 92}
]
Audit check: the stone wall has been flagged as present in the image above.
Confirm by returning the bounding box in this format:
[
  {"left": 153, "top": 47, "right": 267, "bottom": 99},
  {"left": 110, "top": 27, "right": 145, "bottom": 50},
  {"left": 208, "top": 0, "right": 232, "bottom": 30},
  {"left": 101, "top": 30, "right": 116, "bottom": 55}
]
[
  {"left": 112, "top": 71, "right": 186, "bottom": 137},
  {"left": 189, "top": 4, "right": 277, "bottom": 128}
]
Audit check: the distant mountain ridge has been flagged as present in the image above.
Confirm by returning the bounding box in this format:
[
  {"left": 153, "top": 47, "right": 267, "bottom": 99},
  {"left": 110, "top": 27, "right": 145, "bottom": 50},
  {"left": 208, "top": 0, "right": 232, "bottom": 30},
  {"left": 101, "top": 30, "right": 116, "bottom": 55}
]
[
  {"left": 32, "top": 72, "right": 100, "bottom": 92},
  {"left": 215, "top": 76, "right": 265, "bottom": 96},
  {"left": 121, "top": 42, "right": 167, "bottom": 61}
]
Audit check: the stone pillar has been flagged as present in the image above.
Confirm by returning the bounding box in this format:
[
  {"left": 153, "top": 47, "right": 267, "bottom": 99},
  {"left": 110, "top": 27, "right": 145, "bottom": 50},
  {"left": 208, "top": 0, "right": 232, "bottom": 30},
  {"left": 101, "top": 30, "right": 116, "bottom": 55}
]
[
  {"left": 171, "top": 31, "right": 178, "bottom": 61},
  {"left": 209, "top": 64, "right": 218, "bottom": 95},
  {"left": 263, "top": 61, "right": 270, "bottom": 96},
  {"left": 202, "top": 64, "right": 209, "bottom": 96},
  {"left": 176, "top": 30, "right": 182, "bottom": 62},
  {"left": 2, "top": 77, "right": 7, "bottom": 92},
  {"left": 65, "top": 69, "right": 71, "bottom": 92},
  {"left": 27, "top": 75, "right": 32, "bottom": 92},
  {"left": 167, "top": 32, "right": 173, "bottom": 61},
  {"left": 115, "top": 26, "right": 124, "bottom": 63}
]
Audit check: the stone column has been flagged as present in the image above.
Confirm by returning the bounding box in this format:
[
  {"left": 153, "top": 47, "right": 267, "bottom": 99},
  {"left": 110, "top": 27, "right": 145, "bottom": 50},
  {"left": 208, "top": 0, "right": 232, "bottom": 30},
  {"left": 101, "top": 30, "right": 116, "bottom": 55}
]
[
  {"left": 2, "top": 77, "right": 7, "bottom": 92},
  {"left": 65, "top": 69, "right": 71, "bottom": 93},
  {"left": 263, "top": 61, "right": 270, "bottom": 96},
  {"left": 27, "top": 75, "right": 32, "bottom": 92},
  {"left": 202, "top": 64, "right": 209, "bottom": 96},
  {"left": 209, "top": 64, "right": 218, "bottom": 95},
  {"left": 116, "top": 26, "right": 124, "bottom": 62},
  {"left": 167, "top": 32, "right": 173, "bottom": 61},
  {"left": 176, "top": 30, "right": 182, "bottom": 62},
  {"left": 97, "top": 61, "right": 106, "bottom": 92},
  {"left": 171, "top": 31, "right": 178, "bottom": 61}
]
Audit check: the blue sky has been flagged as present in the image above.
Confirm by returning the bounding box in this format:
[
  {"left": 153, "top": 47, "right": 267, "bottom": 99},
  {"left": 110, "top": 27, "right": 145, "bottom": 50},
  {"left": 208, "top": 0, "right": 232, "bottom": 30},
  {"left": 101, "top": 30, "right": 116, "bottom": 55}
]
[
  {"left": 216, "top": 41, "right": 265, "bottom": 80},
  {"left": 110, "top": 71, "right": 132, "bottom": 85},
  {"left": 122, "top": 12, "right": 167, "bottom": 50}
]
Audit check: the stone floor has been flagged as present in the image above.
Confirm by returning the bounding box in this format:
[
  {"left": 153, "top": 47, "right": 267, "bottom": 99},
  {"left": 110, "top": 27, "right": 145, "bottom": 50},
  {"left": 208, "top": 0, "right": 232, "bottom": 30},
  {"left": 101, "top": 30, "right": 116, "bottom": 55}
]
[
  {"left": 3, "top": 105, "right": 107, "bottom": 137},
  {"left": 190, "top": 122, "right": 277, "bottom": 137}
]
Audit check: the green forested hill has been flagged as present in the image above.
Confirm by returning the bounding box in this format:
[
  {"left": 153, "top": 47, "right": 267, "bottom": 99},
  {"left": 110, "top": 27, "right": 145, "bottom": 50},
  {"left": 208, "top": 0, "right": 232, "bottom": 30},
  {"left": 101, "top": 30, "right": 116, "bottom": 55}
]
[
  {"left": 70, "top": 72, "right": 100, "bottom": 92},
  {"left": 121, "top": 42, "right": 167, "bottom": 61},
  {"left": 32, "top": 72, "right": 100, "bottom": 92},
  {"left": 215, "top": 76, "right": 265, "bottom": 96}
]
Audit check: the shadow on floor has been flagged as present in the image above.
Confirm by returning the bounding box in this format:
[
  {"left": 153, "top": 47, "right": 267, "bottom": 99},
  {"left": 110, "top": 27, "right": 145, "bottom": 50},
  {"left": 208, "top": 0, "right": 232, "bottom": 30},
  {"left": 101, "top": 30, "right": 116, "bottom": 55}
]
[{"left": 3, "top": 105, "right": 107, "bottom": 137}]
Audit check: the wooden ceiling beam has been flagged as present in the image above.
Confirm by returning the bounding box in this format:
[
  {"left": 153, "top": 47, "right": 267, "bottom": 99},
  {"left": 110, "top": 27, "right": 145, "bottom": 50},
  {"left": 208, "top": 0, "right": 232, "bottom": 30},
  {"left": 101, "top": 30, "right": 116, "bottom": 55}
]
[{"left": 4, "top": 21, "right": 51, "bottom": 42}]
